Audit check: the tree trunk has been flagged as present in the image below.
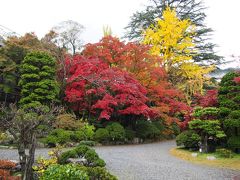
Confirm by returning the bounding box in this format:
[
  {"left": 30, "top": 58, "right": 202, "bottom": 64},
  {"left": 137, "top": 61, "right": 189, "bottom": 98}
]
[
  {"left": 202, "top": 135, "right": 208, "bottom": 153},
  {"left": 18, "top": 140, "right": 26, "bottom": 178},
  {"left": 24, "top": 133, "right": 36, "bottom": 180}
]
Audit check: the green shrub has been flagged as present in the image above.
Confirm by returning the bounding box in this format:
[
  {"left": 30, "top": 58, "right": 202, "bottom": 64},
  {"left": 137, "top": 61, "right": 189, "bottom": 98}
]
[
  {"left": 40, "top": 164, "right": 89, "bottom": 180},
  {"left": 77, "top": 166, "right": 117, "bottom": 180},
  {"left": 94, "top": 128, "right": 109, "bottom": 143},
  {"left": 59, "top": 145, "right": 105, "bottom": 167},
  {"left": 80, "top": 124, "right": 95, "bottom": 140},
  {"left": 106, "top": 122, "right": 125, "bottom": 141},
  {"left": 125, "top": 129, "right": 136, "bottom": 141},
  {"left": 79, "top": 140, "right": 96, "bottom": 147},
  {"left": 84, "top": 149, "right": 105, "bottom": 167},
  {"left": 70, "top": 124, "right": 95, "bottom": 142},
  {"left": 136, "top": 120, "right": 160, "bottom": 140},
  {"left": 227, "top": 136, "right": 240, "bottom": 149},
  {"left": 43, "top": 129, "right": 71, "bottom": 147},
  {"left": 70, "top": 130, "right": 85, "bottom": 142},
  {"left": 176, "top": 130, "right": 200, "bottom": 149},
  {"left": 42, "top": 135, "right": 58, "bottom": 147},
  {"left": 216, "top": 148, "right": 233, "bottom": 158}
]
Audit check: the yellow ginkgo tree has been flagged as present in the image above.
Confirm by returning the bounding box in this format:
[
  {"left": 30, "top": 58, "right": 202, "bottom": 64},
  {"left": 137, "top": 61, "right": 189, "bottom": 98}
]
[{"left": 143, "top": 7, "right": 214, "bottom": 102}]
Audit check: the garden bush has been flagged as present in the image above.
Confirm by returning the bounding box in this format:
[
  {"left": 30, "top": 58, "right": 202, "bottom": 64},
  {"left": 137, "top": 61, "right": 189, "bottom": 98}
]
[
  {"left": 40, "top": 164, "right": 89, "bottom": 180},
  {"left": 94, "top": 128, "right": 109, "bottom": 143},
  {"left": 70, "top": 130, "right": 85, "bottom": 142},
  {"left": 70, "top": 124, "right": 95, "bottom": 142},
  {"left": 136, "top": 120, "right": 160, "bottom": 140},
  {"left": 42, "top": 129, "right": 71, "bottom": 147},
  {"left": 59, "top": 145, "right": 105, "bottom": 167},
  {"left": 106, "top": 122, "right": 125, "bottom": 142},
  {"left": 125, "top": 128, "right": 136, "bottom": 141},
  {"left": 176, "top": 130, "right": 200, "bottom": 149},
  {"left": 54, "top": 114, "right": 81, "bottom": 130}
]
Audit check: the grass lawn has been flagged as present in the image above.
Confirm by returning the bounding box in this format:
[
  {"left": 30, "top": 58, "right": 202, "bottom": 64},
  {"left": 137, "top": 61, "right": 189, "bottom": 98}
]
[{"left": 170, "top": 147, "right": 240, "bottom": 170}]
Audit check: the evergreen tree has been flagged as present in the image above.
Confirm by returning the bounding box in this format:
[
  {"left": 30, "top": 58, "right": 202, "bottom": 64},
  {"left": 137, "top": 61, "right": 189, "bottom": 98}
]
[
  {"left": 19, "top": 51, "right": 60, "bottom": 109},
  {"left": 124, "top": 0, "right": 222, "bottom": 64},
  {"left": 218, "top": 71, "right": 240, "bottom": 152}
]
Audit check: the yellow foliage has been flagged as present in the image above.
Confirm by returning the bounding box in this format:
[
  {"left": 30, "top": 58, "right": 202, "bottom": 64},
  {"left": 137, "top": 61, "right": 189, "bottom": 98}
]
[
  {"left": 32, "top": 146, "right": 62, "bottom": 174},
  {"left": 143, "top": 7, "right": 214, "bottom": 101}
]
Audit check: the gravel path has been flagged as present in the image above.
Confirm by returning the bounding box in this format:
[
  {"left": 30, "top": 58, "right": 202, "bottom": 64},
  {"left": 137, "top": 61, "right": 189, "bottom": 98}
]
[{"left": 0, "top": 140, "right": 239, "bottom": 180}]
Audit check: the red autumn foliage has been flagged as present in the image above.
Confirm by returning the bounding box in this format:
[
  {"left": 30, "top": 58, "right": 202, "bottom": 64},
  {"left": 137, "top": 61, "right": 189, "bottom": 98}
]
[
  {"left": 193, "top": 90, "right": 218, "bottom": 107},
  {"left": 0, "top": 160, "right": 20, "bottom": 180},
  {"left": 233, "top": 76, "right": 240, "bottom": 84},
  {"left": 82, "top": 36, "right": 191, "bottom": 125},
  {"left": 0, "top": 160, "right": 16, "bottom": 169},
  {"left": 65, "top": 55, "right": 156, "bottom": 120}
]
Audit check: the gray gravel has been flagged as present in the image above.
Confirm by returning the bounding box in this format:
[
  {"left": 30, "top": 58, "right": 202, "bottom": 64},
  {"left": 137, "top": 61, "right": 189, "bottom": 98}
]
[{"left": 0, "top": 140, "right": 239, "bottom": 180}]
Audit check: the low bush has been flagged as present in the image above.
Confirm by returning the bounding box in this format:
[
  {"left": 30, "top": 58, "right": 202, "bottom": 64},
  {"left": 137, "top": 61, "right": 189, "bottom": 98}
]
[
  {"left": 40, "top": 164, "right": 89, "bottom": 180},
  {"left": 69, "top": 124, "right": 95, "bottom": 142},
  {"left": 70, "top": 130, "right": 85, "bottom": 142},
  {"left": 94, "top": 128, "right": 109, "bottom": 143},
  {"left": 176, "top": 130, "right": 200, "bottom": 149},
  {"left": 136, "top": 120, "right": 160, "bottom": 140},
  {"left": 106, "top": 123, "right": 125, "bottom": 142},
  {"left": 59, "top": 145, "right": 105, "bottom": 167},
  {"left": 42, "top": 129, "right": 71, "bottom": 147}
]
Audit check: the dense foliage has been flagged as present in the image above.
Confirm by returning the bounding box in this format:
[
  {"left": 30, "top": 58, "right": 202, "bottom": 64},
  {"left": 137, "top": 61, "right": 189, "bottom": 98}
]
[
  {"left": 218, "top": 71, "right": 240, "bottom": 152},
  {"left": 64, "top": 55, "right": 155, "bottom": 121},
  {"left": 19, "top": 51, "right": 59, "bottom": 108},
  {"left": 83, "top": 36, "right": 190, "bottom": 126},
  {"left": 142, "top": 8, "right": 214, "bottom": 101}
]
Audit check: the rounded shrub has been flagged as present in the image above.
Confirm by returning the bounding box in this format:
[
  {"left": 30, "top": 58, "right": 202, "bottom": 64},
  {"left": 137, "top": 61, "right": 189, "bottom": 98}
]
[
  {"left": 59, "top": 145, "right": 105, "bottom": 167},
  {"left": 54, "top": 114, "right": 79, "bottom": 130},
  {"left": 106, "top": 122, "right": 126, "bottom": 141},
  {"left": 43, "top": 129, "right": 71, "bottom": 147},
  {"left": 176, "top": 130, "right": 200, "bottom": 149},
  {"left": 94, "top": 128, "right": 109, "bottom": 143}
]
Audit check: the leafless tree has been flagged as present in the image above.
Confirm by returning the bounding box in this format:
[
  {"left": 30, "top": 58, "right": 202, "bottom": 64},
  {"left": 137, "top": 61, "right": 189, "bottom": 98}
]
[{"left": 52, "top": 20, "right": 85, "bottom": 55}]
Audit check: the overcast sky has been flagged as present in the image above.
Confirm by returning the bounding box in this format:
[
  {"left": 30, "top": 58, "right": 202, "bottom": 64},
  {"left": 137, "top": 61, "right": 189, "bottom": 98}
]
[{"left": 1, "top": 0, "right": 240, "bottom": 67}]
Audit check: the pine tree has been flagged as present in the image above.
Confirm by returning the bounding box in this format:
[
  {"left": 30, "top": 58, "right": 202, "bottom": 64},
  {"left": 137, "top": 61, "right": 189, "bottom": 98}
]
[{"left": 19, "top": 51, "right": 60, "bottom": 109}]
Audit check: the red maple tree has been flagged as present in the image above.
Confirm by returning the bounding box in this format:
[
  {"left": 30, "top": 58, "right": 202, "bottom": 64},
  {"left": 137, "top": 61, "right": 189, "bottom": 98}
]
[
  {"left": 65, "top": 55, "right": 156, "bottom": 120},
  {"left": 82, "top": 36, "right": 191, "bottom": 125}
]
